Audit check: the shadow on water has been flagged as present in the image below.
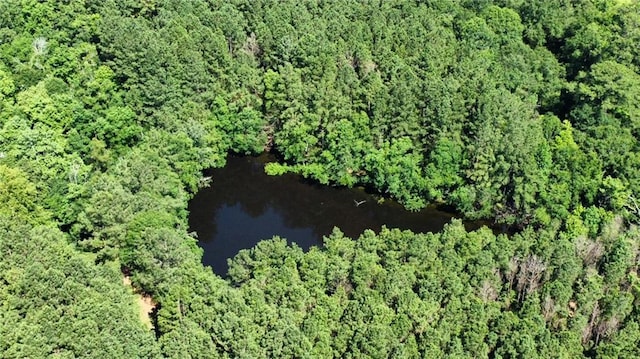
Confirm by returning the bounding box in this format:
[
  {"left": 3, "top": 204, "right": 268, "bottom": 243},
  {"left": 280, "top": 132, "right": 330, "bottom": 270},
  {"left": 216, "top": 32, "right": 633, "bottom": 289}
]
[{"left": 188, "top": 154, "right": 488, "bottom": 276}]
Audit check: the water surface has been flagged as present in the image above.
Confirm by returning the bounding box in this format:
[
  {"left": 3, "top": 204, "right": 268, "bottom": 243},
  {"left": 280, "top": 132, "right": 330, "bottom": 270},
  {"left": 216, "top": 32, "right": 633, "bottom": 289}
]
[{"left": 188, "top": 155, "right": 479, "bottom": 275}]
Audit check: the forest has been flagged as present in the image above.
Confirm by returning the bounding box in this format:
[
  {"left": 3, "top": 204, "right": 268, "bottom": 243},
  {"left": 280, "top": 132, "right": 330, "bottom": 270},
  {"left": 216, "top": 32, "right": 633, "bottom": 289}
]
[{"left": 1, "top": 0, "right": 640, "bottom": 357}]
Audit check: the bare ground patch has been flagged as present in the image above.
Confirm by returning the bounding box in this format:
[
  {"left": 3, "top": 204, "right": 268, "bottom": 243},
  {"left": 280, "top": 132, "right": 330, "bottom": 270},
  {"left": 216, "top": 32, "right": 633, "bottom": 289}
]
[{"left": 123, "top": 276, "right": 155, "bottom": 330}]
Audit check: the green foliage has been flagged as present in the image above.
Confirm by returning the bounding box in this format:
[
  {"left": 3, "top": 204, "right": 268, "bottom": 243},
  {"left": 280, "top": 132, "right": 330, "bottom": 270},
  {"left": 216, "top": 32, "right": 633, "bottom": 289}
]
[
  {"left": 264, "top": 162, "right": 291, "bottom": 176},
  {"left": 183, "top": 220, "right": 638, "bottom": 358},
  {"left": 365, "top": 137, "right": 427, "bottom": 210},
  {"left": 0, "top": 165, "right": 46, "bottom": 223},
  {"left": 0, "top": 218, "right": 160, "bottom": 358},
  {"left": 0, "top": 66, "right": 15, "bottom": 97},
  {"left": 2, "top": 0, "right": 640, "bottom": 358},
  {"left": 211, "top": 95, "right": 266, "bottom": 155},
  {"left": 425, "top": 136, "right": 464, "bottom": 201}
]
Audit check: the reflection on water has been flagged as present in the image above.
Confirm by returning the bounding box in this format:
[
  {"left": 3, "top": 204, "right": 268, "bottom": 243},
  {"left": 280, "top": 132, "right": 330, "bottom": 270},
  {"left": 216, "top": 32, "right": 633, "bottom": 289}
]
[{"left": 188, "top": 154, "right": 481, "bottom": 276}]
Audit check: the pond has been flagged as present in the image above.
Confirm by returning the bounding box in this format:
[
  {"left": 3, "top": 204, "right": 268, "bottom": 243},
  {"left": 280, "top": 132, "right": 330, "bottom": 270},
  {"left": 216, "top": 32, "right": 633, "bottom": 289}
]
[{"left": 188, "top": 154, "right": 486, "bottom": 276}]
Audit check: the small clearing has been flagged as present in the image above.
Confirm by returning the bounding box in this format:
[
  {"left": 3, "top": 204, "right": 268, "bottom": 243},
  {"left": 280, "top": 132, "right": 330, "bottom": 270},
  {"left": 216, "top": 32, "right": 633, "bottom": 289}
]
[{"left": 123, "top": 275, "right": 155, "bottom": 330}]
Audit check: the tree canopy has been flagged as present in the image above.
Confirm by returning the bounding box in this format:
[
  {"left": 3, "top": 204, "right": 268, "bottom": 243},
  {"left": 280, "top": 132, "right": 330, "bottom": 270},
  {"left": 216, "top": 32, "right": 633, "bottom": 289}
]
[{"left": 1, "top": 0, "right": 640, "bottom": 357}]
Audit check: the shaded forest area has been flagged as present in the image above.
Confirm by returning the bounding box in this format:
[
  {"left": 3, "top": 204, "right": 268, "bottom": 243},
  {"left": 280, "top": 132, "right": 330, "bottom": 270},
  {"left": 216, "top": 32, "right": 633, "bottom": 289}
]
[{"left": 1, "top": 0, "right": 640, "bottom": 357}]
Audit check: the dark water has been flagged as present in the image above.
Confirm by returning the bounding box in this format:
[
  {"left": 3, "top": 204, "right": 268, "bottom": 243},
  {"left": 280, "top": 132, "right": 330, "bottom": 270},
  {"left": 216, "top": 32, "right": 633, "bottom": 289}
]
[{"left": 188, "top": 154, "right": 484, "bottom": 276}]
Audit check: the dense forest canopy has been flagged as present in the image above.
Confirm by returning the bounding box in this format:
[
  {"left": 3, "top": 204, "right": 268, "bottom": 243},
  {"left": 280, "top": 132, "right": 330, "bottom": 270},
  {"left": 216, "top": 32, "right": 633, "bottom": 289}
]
[{"left": 1, "top": 0, "right": 640, "bottom": 357}]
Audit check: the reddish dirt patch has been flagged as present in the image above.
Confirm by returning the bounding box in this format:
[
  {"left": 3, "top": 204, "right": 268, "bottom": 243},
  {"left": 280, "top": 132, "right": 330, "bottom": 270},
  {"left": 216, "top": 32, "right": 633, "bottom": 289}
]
[{"left": 123, "top": 276, "right": 155, "bottom": 330}]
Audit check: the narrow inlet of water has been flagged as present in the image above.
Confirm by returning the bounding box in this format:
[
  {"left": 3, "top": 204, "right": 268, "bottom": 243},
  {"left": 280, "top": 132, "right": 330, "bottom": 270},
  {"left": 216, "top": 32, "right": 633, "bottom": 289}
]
[{"left": 188, "top": 154, "right": 483, "bottom": 276}]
